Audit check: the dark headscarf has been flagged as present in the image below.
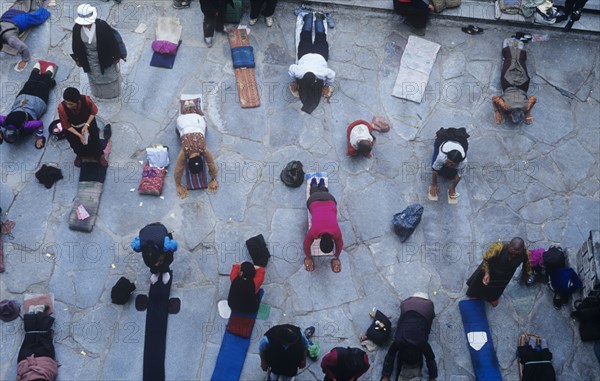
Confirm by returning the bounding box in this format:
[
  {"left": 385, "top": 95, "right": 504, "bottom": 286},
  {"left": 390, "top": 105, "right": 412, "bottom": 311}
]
[
  {"left": 4, "top": 111, "right": 27, "bottom": 129},
  {"left": 63, "top": 87, "right": 81, "bottom": 102},
  {"left": 298, "top": 72, "right": 324, "bottom": 114}
]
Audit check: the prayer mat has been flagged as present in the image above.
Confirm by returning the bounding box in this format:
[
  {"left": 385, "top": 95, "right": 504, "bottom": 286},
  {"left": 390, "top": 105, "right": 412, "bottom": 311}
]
[
  {"left": 211, "top": 290, "right": 263, "bottom": 381},
  {"left": 392, "top": 36, "right": 440, "bottom": 103},
  {"left": 184, "top": 155, "right": 208, "bottom": 190},
  {"left": 68, "top": 180, "right": 104, "bottom": 232},
  {"left": 227, "top": 28, "right": 260, "bottom": 108},
  {"left": 459, "top": 300, "right": 502, "bottom": 381},
  {"left": 143, "top": 271, "right": 173, "bottom": 381},
  {"left": 305, "top": 172, "right": 331, "bottom": 257}
]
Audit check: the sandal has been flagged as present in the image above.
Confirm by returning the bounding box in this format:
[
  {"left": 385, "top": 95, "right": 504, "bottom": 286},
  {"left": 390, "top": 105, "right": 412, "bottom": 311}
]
[
  {"left": 304, "top": 257, "right": 315, "bottom": 272},
  {"left": 461, "top": 25, "right": 484, "bottom": 34},
  {"left": 304, "top": 326, "right": 315, "bottom": 339},
  {"left": 330, "top": 258, "right": 341, "bottom": 273},
  {"left": 34, "top": 135, "right": 46, "bottom": 149}
]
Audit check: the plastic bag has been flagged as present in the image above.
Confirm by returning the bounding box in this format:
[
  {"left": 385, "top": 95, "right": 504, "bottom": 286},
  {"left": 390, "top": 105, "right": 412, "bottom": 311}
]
[
  {"left": 392, "top": 204, "right": 424, "bottom": 242},
  {"left": 280, "top": 161, "right": 305, "bottom": 188}
]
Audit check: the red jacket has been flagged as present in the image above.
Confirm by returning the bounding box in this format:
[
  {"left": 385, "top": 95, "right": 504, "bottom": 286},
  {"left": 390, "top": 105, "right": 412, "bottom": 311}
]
[
  {"left": 346, "top": 120, "right": 375, "bottom": 157},
  {"left": 229, "top": 264, "right": 265, "bottom": 293},
  {"left": 304, "top": 200, "right": 343, "bottom": 257}
]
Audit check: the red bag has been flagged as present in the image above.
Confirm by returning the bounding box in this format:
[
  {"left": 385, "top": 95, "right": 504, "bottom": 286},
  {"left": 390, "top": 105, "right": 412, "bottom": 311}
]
[{"left": 138, "top": 164, "right": 166, "bottom": 196}]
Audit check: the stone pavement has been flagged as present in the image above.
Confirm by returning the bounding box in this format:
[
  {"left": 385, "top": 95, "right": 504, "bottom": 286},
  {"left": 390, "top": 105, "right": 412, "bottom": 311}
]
[{"left": 1, "top": 0, "right": 600, "bottom": 380}]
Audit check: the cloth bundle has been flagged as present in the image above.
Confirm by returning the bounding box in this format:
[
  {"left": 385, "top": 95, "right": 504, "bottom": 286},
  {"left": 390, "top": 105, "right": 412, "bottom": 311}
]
[
  {"left": 138, "top": 145, "right": 169, "bottom": 196},
  {"left": 231, "top": 46, "right": 255, "bottom": 68}
]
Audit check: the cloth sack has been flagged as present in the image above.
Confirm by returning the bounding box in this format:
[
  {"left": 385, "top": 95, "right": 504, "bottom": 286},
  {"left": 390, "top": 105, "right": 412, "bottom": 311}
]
[
  {"left": 111, "top": 277, "right": 136, "bottom": 305},
  {"left": 431, "top": 0, "right": 461, "bottom": 13},
  {"left": 35, "top": 165, "right": 63, "bottom": 189},
  {"left": 146, "top": 145, "right": 170, "bottom": 168},
  {"left": 392, "top": 204, "right": 424, "bottom": 242},
  {"left": 280, "top": 161, "right": 305, "bottom": 188},
  {"left": 0, "top": 299, "right": 20, "bottom": 322}
]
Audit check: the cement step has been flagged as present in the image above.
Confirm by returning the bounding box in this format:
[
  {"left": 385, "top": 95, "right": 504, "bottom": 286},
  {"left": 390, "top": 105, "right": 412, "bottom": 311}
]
[{"left": 283, "top": 0, "right": 600, "bottom": 34}]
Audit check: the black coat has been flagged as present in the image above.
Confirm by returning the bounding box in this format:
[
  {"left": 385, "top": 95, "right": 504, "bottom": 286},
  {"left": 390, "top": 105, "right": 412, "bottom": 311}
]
[{"left": 72, "top": 19, "right": 120, "bottom": 74}]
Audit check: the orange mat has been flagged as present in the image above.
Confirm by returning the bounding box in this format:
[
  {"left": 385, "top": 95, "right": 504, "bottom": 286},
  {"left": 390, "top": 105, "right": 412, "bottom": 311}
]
[{"left": 227, "top": 29, "right": 260, "bottom": 108}]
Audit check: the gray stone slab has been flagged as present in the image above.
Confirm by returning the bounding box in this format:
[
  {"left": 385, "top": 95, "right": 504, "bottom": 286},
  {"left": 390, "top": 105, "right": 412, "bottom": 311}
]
[
  {"left": 563, "top": 195, "right": 600, "bottom": 249},
  {"left": 288, "top": 253, "right": 358, "bottom": 312},
  {"left": 179, "top": 201, "right": 215, "bottom": 251},
  {"left": 268, "top": 208, "right": 306, "bottom": 281},
  {"left": 533, "top": 38, "right": 597, "bottom": 96},
  {"left": 550, "top": 138, "right": 597, "bottom": 190},
  {"left": 165, "top": 286, "right": 217, "bottom": 379},
  {"left": 441, "top": 51, "right": 466, "bottom": 80},
  {"left": 474, "top": 204, "right": 525, "bottom": 244},
  {"left": 522, "top": 86, "right": 575, "bottom": 145},
  {"left": 519, "top": 198, "right": 553, "bottom": 224},
  {"left": 2, "top": 241, "right": 54, "bottom": 293},
  {"left": 214, "top": 220, "right": 259, "bottom": 275},
  {"left": 208, "top": 153, "right": 256, "bottom": 222}
]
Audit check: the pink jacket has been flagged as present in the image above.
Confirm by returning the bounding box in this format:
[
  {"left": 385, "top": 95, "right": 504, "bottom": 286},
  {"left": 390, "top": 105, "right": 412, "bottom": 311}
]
[{"left": 304, "top": 200, "right": 343, "bottom": 257}]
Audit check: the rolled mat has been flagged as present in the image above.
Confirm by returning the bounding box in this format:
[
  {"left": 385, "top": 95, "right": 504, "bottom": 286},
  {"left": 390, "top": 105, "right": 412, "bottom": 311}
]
[
  {"left": 143, "top": 272, "right": 173, "bottom": 381},
  {"left": 227, "top": 29, "right": 260, "bottom": 108},
  {"left": 211, "top": 290, "right": 264, "bottom": 381},
  {"left": 458, "top": 300, "right": 502, "bottom": 381}
]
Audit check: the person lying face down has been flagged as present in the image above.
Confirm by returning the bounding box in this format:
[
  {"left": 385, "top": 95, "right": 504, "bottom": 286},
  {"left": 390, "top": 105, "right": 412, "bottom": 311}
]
[
  {"left": 173, "top": 110, "right": 219, "bottom": 197},
  {"left": 0, "top": 64, "right": 56, "bottom": 148},
  {"left": 492, "top": 38, "right": 537, "bottom": 125},
  {"left": 303, "top": 178, "right": 344, "bottom": 273},
  {"left": 288, "top": 12, "right": 335, "bottom": 114}
]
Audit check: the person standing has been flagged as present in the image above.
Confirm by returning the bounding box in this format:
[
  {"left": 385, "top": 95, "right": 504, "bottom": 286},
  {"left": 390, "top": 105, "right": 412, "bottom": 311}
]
[
  {"left": 381, "top": 293, "right": 437, "bottom": 381},
  {"left": 58, "top": 87, "right": 107, "bottom": 167},
  {"left": 71, "top": 4, "right": 122, "bottom": 99},
  {"left": 249, "top": 0, "right": 277, "bottom": 27},
  {"left": 466, "top": 237, "right": 532, "bottom": 307},
  {"left": 199, "top": 0, "right": 228, "bottom": 48},
  {"left": 259, "top": 324, "right": 309, "bottom": 381},
  {"left": 131, "top": 222, "right": 178, "bottom": 285},
  {"left": 392, "top": 0, "right": 434, "bottom": 36}
]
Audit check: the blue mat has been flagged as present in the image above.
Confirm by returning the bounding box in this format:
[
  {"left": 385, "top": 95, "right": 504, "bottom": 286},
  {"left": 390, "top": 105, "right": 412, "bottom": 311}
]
[
  {"left": 459, "top": 300, "right": 503, "bottom": 381},
  {"left": 211, "top": 290, "right": 263, "bottom": 381}
]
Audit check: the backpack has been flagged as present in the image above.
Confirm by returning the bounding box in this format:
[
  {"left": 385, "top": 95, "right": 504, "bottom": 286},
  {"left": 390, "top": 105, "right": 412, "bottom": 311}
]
[
  {"left": 112, "top": 27, "right": 127, "bottom": 61},
  {"left": 435, "top": 127, "right": 470, "bottom": 155},
  {"left": 543, "top": 246, "right": 566, "bottom": 275},
  {"left": 571, "top": 297, "right": 600, "bottom": 341},
  {"left": 550, "top": 267, "right": 582, "bottom": 293},
  {"left": 332, "top": 347, "right": 368, "bottom": 381},
  {"left": 280, "top": 161, "right": 305, "bottom": 188}
]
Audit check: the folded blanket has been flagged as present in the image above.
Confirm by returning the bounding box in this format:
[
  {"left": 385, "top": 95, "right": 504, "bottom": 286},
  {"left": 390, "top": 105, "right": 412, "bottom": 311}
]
[
  {"left": 231, "top": 46, "right": 255, "bottom": 68},
  {"left": 226, "top": 315, "right": 255, "bottom": 338},
  {"left": 152, "top": 40, "right": 179, "bottom": 55},
  {"left": 138, "top": 164, "right": 167, "bottom": 196}
]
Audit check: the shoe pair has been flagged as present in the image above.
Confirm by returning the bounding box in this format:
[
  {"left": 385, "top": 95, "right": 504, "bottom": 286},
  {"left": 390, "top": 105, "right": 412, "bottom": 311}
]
[
  {"left": 310, "top": 177, "right": 325, "bottom": 188},
  {"left": 150, "top": 272, "right": 171, "bottom": 285},
  {"left": 250, "top": 16, "right": 273, "bottom": 27}
]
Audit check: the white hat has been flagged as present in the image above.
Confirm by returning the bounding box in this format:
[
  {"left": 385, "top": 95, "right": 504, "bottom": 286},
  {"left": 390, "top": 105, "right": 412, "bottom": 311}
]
[{"left": 75, "top": 4, "right": 97, "bottom": 25}]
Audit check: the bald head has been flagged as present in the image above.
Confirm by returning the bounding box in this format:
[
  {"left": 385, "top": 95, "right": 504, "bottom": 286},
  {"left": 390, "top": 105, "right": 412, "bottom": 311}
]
[{"left": 509, "top": 237, "right": 525, "bottom": 253}]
